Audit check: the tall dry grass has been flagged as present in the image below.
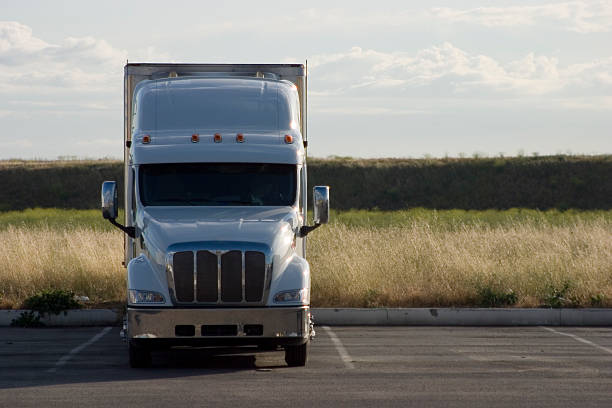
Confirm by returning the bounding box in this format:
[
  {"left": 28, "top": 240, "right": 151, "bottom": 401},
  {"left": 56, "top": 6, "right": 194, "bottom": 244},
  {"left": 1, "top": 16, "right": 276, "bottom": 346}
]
[
  {"left": 1, "top": 219, "right": 611, "bottom": 308},
  {"left": 308, "top": 221, "right": 612, "bottom": 307},
  {"left": 0, "top": 226, "right": 125, "bottom": 307}
]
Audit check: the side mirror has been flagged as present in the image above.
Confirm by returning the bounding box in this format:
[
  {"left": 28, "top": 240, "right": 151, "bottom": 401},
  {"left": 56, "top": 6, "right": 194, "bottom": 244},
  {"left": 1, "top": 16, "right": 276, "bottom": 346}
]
[
  {"left": 299, "top": 186, "right": 330, "bottom": 237},
  {"left": 313, "top": 186, "right": 330, "bottom": 225},
  {"left": 101, "top": 180, "right": 136, "bottom": 238},
  {"left": 101, "top": 181, "right": 118, "bottom": 220}
]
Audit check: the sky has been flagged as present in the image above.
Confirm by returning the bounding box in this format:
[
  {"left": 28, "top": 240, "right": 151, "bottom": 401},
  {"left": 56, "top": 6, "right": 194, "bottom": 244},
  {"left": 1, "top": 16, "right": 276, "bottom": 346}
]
[{"left": 0, "top": 0, "right": 611, "bottom": 159}]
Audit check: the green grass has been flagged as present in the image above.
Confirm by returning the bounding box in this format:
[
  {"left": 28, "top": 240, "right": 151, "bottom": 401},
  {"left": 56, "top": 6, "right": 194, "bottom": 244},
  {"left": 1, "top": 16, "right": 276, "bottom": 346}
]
[
  {"left": 330, "top": 208, "right": 612, "bottom": 228},
  {"left": 0, "top": 208, "right": 123, "bottom": 231},
  {"left": 2, "top": 207, "right": 612, "bottom": 231}
]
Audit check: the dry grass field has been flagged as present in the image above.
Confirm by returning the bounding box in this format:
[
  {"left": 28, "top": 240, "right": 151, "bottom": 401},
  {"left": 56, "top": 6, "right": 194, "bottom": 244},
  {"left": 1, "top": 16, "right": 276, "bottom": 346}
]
[
  {"left": 0, "top": 226, "right": 125, "bottom": 308},
  {"left": 309, "top": 221, "right": 612, "bottom": 307},
  {"left": 1, "top": 209, "right": 611, "bottom": 308}
]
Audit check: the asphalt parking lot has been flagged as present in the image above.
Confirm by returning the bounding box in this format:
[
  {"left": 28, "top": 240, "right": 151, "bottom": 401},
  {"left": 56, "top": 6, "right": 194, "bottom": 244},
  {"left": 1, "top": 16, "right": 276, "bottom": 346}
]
[{"left": 1, "top": 326, "right": 611, "bottom": 407}]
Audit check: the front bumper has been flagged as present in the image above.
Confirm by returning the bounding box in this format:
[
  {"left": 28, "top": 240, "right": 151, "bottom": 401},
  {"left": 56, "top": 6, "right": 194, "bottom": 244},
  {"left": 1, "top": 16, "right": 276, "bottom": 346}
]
[{"left": 127, "top": 306, "right": 310, "bottom": 348}]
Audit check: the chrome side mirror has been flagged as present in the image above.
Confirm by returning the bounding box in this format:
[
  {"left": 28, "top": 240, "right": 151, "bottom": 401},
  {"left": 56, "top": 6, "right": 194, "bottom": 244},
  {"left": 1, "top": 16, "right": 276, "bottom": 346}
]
[
  {"left": 101, "top": 181, "right": 118, "bottom": 220},
  {"left": 298, "top": 186, "right": 330, "bottom": 237},
  {"left": 313, "top": 186, "right": 330, "bottom": 225},
  {"left": 101, "top": 180, "right": 136, "bottom": 238}
]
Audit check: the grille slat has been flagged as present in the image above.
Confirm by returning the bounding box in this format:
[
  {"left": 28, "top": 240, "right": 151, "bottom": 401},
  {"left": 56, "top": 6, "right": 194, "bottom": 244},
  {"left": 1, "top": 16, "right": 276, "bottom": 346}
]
[
  {"left": 196, "top": 251, "right": 218, "bottom": 302},
  {"left": 221, "top": 251, "right": 243, "bottom": 302},
  {"left": 173, "top": 249, "right": 267, "bottom": 304},
  {"left": 173, "top": 251, "right": 194, "bottom": 302},
  {"left": 245, "top": 251, "right": 266, "bottom": 302}
]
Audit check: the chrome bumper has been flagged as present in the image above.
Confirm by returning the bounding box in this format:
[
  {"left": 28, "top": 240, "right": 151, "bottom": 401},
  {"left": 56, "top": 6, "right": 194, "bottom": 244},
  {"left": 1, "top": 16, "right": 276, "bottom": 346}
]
[{"left": 127, "top": 306, "right": 310, "bottom": 343}]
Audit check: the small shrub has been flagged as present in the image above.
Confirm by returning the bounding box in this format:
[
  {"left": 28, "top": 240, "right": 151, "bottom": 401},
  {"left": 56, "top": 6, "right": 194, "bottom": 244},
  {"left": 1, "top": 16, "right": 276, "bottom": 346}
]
[
  {"left": 477, "top": 287, "right": 518, "bottom": 307},
  {"left": 11, "top": 310, "right": 43, "bottom": 327},
  {"left": 543, "top": 282, "right": 579, "bottom": 308},
  {"left": 22, "top": 289, "right": 81, "bottom": 316},
  {"left": 590, "top": 294, "right": 605, "bottom": 307},
  {"left": 12, "top": 289, "right": 82, "bottom": 327},
  {"left": 362, "top": 289, "right": 382, "bottom": 308}
]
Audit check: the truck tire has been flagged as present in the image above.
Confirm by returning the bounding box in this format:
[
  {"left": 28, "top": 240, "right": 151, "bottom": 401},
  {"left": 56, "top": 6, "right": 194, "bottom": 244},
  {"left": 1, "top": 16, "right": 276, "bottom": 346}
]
[
  {"left": 129, "top": 341, "right": 151, "bottom": 368},
  {"left": 284, "top": 341, "right": 308, "bottom": 367}
]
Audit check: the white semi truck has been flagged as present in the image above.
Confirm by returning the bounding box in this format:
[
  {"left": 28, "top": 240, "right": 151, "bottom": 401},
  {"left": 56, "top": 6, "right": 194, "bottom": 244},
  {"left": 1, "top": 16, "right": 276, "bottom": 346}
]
[{"left": 101, "top": 63, "right": 329, "bottom": 368}]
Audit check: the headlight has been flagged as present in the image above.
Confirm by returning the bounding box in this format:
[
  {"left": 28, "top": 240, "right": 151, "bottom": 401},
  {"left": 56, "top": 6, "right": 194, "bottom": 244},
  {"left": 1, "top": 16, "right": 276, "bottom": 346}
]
[
  {"left": 128, "top": 289, "right": 165, "bottom": 304},
  {"left": 273, "top": 288, "right": 309, "bottom": 304}
]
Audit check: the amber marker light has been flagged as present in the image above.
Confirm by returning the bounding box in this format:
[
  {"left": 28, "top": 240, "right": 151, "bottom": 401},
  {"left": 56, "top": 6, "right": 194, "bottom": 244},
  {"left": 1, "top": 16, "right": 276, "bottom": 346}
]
[
  {"left": 236, "top": 133, "right": 245, "bottom": 143},
  {"left": 191, "top": 134, "right": 200, "bottom": 143},
  {"left": 214, "top": 133, "right": 222, "bottom": 143},
  {"left": 284, "top": 134, "right": 293, "bottom": 144},
  {"left": 142, "top": 135, "right": 151, "bottom": 144}
]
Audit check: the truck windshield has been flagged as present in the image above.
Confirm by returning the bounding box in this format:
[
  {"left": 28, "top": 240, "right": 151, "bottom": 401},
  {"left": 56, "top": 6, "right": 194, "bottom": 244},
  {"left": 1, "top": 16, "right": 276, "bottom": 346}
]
[{"left": 139, "top": 163, "right": 297, "bottom": 207}]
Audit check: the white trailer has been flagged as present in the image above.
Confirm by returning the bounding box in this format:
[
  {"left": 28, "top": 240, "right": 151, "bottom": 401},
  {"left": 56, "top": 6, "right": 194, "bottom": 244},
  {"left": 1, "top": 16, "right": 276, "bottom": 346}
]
[{"left": 101, "top": 63, "right": 329, "bottom": 367}]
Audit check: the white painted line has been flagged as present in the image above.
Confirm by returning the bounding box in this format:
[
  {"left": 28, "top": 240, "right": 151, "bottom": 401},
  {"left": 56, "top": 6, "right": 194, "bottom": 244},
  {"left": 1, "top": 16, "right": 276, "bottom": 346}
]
[
  {"left": 47, "top": 327, "right": 112, "bottom": 373},
  {"left": 541, "top": 326, "right": 612, "bottom": 355},
  {"left": 322, "top": 326, "right": 355, "bottom": 369}
]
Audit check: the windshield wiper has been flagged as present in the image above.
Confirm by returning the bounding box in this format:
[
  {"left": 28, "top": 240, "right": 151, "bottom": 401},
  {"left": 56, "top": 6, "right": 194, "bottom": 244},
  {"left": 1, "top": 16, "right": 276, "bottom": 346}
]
[
  {"left": 151, "top": 198, "right": 257, "bottom": 206},
  {"left": 154, "top": 198, "right": 199, "bottom": 205},
  {"left": 216, "top": 199, "right": 255, "bottom": 206}
]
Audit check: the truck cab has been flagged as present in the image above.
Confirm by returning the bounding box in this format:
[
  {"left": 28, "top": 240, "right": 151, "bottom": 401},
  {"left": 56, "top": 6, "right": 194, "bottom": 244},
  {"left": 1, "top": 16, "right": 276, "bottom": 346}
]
[{"left": 101, "top": 64, "right": 329, "bottom": 367}]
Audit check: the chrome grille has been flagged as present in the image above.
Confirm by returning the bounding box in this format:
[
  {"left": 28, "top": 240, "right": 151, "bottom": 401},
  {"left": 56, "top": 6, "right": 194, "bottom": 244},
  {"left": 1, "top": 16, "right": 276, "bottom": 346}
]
[{"left": 171, "top": 249, "right": 268, "bottom": 304}]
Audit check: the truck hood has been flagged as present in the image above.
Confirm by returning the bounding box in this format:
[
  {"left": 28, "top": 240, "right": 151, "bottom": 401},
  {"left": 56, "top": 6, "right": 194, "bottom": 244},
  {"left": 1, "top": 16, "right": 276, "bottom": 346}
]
[{"left": 139, "top": 206, "right": 299, "bottom": 258}]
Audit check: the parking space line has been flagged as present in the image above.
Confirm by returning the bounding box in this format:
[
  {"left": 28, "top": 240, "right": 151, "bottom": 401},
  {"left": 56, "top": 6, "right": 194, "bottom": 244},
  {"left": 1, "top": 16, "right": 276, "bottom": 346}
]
[
  {"left": 322, "top": 326, "right": 355, "bottom": 369},
  {"left": 46, "top": 327, "right": 112, "bottom": 373},
  {"left": 540, "top": 326, "right": 612, "bottom": 355}
]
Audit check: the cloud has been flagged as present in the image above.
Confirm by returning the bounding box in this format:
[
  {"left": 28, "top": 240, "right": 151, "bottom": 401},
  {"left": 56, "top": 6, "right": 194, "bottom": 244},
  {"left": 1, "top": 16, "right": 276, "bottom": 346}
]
[
  {"left": 0, "top": 21, "right": 128, "bottom": 96},
  {"left": 307, "top": 43, "right": 612, "bottom": 99},
  {"left": 0, "top": 21, "right": 48, "bottom": 62},
  {"left": 195, "top": 8, "right": 422, "bottom": 36},
  {"left": 0, "top": 21, "right": 172, "bottom": 97},
  {"left": 431, "top": 1, "right": 612, "bottom": 33},
  {"left": 191, "top": 2, "right": 611, "bottom": 36},
  {"left": 310, "top": 105, "right": 430, "bottom": 116},
  {"left": 52, "top": 36, "right": 126, "bottom": 64}
]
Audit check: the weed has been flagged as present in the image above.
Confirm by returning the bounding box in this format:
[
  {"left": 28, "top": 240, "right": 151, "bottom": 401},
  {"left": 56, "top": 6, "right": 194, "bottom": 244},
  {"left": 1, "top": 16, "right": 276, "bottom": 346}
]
[
  {"left": 11, "top": 310, "right": 43, "bottom": 328},
  {"left": 22, "top": 289, "right": 81, "bottom": 316},
  {"left": 590, "top": 294, "right": 606, "bottom": 307},
  {"left": 363, "top": 289, "right": 382, "bottom": 308},
  {"left": 477, "top": 287, "right": 518, "bottom": 307},
  {"left": 543, "top": 282, "right": 580, "bottom": 308},
  {"left": 11, "top": 289, "right": 82, "bottom": 328}
]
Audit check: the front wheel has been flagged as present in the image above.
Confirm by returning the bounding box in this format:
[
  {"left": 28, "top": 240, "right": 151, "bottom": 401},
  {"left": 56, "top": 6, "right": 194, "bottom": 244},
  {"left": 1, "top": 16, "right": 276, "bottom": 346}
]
[
  {"left": 129, "top": 340, "right": 151, "bottom": 368},
  {"left": 284, "top": 341, "right": 309, "bottom": 367}
]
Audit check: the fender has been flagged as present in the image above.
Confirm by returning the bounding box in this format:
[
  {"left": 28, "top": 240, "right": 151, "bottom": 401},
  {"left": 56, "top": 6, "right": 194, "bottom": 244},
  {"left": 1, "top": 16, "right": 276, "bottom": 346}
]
[
  {"left": 127, "top": 255, "right": 172, "bottom": 307},
  {"left": 267, "top": 255, "right": 310, "bottom": 306}
]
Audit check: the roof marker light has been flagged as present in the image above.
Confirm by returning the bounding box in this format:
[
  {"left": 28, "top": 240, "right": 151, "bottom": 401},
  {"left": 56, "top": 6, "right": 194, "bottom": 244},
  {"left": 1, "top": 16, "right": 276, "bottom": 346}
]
[
  {"left": 236, "top": 133, "right": 245, "bottom": 143},
  {"left": 284, "top": 134, "right": 293, "bottom": 144},
  {"left": 142, "top": 135, "right": 151, "bottom": 144},
  {"left": 191, "top": 134, "right": 199, "bottom": 143},
  {"left": 214, "top": 133, "right": 222, "bottom": 143}
]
